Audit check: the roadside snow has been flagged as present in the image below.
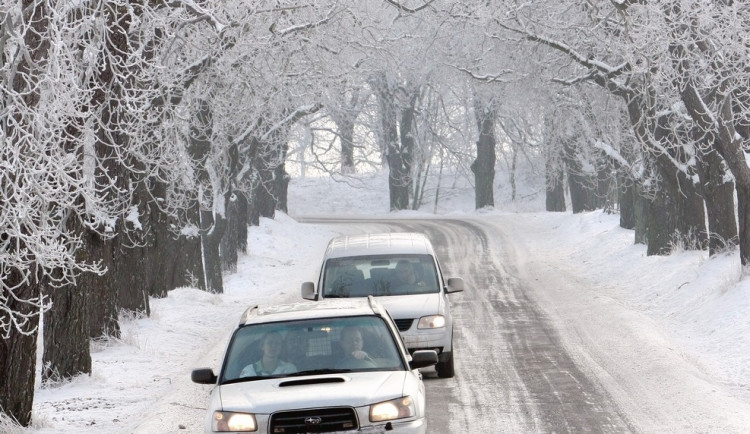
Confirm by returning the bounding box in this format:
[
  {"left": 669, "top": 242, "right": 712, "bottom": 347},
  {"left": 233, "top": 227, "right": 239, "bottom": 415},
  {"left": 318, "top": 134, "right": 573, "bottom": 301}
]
[{"left": 493, "top": 211, "right": 750, "bottom": 431}]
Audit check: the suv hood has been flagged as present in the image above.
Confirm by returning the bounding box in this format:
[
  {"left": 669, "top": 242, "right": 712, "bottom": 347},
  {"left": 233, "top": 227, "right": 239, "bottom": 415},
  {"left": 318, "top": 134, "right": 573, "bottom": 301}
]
[
  {"left": 218, "top": 371, "right": 407, "bottom": 413},
  {"left": 376, "top": 293, "right": 441, "bottom": 320}
]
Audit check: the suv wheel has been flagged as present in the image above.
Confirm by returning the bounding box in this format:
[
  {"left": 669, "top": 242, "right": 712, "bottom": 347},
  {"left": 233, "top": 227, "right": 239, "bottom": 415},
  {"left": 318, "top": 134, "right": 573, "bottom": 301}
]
[{"left": 436, "top": 350, "right": 454, "bottom": 378}]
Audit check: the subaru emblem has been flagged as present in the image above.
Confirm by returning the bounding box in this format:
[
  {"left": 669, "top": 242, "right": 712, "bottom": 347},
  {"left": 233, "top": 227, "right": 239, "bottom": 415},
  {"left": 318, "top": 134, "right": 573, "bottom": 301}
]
[{"left": 305, "top": 416, "right": 323, "bottom": 425}]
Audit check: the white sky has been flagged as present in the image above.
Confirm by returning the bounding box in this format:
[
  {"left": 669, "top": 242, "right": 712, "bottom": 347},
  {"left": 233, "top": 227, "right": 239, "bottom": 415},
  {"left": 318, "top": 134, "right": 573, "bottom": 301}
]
[{"left": 6, "top": 170, "right": 750, "bottom": 433}]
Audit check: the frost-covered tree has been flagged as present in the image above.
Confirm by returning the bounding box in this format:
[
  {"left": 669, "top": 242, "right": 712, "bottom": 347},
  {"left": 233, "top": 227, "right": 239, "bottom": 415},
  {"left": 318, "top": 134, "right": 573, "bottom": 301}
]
[
  {"left": 0, "top": 0, "right": 116, "bottom": 424},
  {"left": 479, "top": 0, "right": 740, "bottom": 256}
]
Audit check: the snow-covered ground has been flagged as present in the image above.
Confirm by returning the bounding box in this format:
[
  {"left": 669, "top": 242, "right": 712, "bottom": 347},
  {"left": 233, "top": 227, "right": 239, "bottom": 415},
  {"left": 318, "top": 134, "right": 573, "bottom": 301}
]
[{"left": 5, "top": 170, "right": 749, "bottom": 433}]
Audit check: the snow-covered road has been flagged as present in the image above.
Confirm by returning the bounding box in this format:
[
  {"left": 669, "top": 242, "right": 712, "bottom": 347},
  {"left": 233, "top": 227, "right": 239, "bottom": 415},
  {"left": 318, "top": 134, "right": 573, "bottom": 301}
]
[
  {"left": 29, "top": 213, "right": 749, "bottom": 433},
  {"left": 299, "top": 216, "right": 750, "bottom": 433},
  {"left": 479, "top": 215, "right": 750, "bottom": 433}
]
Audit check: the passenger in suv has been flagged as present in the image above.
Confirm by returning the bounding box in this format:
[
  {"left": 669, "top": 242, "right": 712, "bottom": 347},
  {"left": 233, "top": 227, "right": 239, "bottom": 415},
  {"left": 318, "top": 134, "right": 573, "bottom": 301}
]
[
  {"left": 239, "top": 331, "right": 296, "bottom": 377},
  {"left": 301, "top": 232, "right": 464, "bottom": 378},
  {"left": 191, "top": 297, "right": 437, "bottom": 433}
]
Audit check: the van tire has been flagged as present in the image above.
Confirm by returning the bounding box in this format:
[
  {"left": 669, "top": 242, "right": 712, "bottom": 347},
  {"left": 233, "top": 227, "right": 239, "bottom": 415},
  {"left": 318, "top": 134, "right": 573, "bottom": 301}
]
[{"left": 436, "top": 351, "right": 454, "bottom": 378}]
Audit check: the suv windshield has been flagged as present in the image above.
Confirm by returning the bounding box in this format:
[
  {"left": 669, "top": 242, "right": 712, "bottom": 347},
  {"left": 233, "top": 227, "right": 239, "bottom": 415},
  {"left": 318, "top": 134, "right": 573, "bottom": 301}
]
[
  {"left": 322, "top": 254, "right": 440, "bottom": 298},
  {"left": 221, "top": 315, "right": 405, "bottom": 384}
]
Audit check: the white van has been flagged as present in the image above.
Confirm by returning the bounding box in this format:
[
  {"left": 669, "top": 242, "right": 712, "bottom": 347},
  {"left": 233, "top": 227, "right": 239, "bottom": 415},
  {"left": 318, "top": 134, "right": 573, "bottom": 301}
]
[{"left": 302, "top": 232, "right": 464, "bottom": 378}]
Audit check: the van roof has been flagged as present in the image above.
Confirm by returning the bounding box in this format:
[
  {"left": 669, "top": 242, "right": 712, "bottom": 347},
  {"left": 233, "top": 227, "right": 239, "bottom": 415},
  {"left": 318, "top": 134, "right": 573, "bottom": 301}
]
[
  {"left": 238, "top": 297, "right": 385, "bottom": 326},
  {"left": 324, "top": 232, "right": 434, "bottom": 258}
]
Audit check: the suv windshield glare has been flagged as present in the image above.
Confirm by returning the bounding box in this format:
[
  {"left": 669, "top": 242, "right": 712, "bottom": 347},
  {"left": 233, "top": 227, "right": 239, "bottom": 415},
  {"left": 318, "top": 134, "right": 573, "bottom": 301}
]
[
  {"left": 220, "top": 316, "right": 404, "bottom": 383},
  {"left": 322, "top": 254, "right": 440, "bottom": 297}
]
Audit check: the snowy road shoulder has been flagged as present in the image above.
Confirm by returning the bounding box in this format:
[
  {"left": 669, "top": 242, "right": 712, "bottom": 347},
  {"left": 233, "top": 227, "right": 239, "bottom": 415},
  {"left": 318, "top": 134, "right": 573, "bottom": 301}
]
[{"left": 488, "top": 211, "right": 750, "bottom": 432}]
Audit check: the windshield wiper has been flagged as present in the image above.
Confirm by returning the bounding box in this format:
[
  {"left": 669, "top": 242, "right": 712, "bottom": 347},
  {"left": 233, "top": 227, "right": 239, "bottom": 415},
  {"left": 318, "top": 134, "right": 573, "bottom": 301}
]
[
  {"left": 221, "top": 375, "right": 264, "bottom": 385},
  {"left": 286, "top": 369, "right": 350, "bottom": 377}
]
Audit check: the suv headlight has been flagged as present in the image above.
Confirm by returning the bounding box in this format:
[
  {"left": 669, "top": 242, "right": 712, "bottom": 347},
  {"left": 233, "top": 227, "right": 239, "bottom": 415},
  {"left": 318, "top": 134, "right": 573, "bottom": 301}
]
[
  {"left": 212, "top": 411, "right": 257, "bottom": 432},
  {"left": 370, "top": 396, "right": 416, "bottom": 422},
  {"left": 417, "top": 315, "right": 445, "bottom": 329}
]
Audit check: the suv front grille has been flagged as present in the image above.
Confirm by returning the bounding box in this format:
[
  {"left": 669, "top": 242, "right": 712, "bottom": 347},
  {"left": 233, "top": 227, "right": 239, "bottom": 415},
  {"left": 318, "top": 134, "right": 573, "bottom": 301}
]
[
  {"left": 394, "top": 318, "right": 414, "bottom": 331},
  {"left": 270, "top": 407, "right": 358, "bottom": 433}
]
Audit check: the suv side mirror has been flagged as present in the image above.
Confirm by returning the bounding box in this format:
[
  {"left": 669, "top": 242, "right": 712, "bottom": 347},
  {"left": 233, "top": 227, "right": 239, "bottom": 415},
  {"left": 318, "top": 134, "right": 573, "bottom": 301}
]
[
  {"left": 409, "top": 350, "right": 438, "bottom": 370},
  {"left": 301, "top": 282, "right": 317, "bottom": 300},
  {"left": 445, "top": 277, "right": 464, "bottom": 293},
  {"left": 191, "top": 368, "right": 217, "bottom": 385}
]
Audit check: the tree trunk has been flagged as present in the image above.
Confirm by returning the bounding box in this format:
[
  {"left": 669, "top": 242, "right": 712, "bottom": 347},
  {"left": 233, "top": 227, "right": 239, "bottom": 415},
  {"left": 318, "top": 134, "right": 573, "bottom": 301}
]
[
  {"left": 87, "top": 233, "right": 120, "bottom": 338},
  {"left": 568, "top": 172, "right": 596, "bottom": 214},
  {"left": 669, "top": 130, "right": 709, "bottom": 250},
  {"left": 372, "top": 73, "right": 409, "bottom": 211},
  {"left": 633, "top": 184, "right": 649, "bottom": 245},
  {"left": 141, "top": 194, "right": 202, "bottom": 293},
  {"left": 510, "top": 149, "right": 518, "bottom": 202},
  {"left": 387, "top": 96, "right": 411, "bottom": 210},
  {"left": 276, "top": 167, "right": 291, "bottom": 214},
  {"left": 114, "top": 241, "right": 152, "bottom": 313},
  {"left": 272, "top": 138, "right": 291, "bottom": 214},
  {"left": 42, "top": 278, "right": 91, "bottom": 382},
  {"left": 387, "top": 155, "right": 410, "bottom": 211},
  {"left": 472, "top": 101, "right": 496, "bottom": 209},
  {"left": 188, "top": 99, "right": 226, "bottom": 291},
  {"left": 668, "top": 23, "right": 750, "bottom": 263},
  {"left": 250, "top": 138, "right": 281, "bottom": 220},
  {"left": 647, "top": 153, "right": 707, "bottom": 255},
  {"left": 545, "top": 151, "right": 566, "bottom": 212},
  {"left": 86, "top": 3, "right": 149, "bottom": 327},
  {"left": 221, "top": 192, "right": 241, "bottom": 272},
  {"left": 236, "top": 193, "right": 249, "bottom": 254},
  {"left": 737, "top": 184, "right": 750, "bottom": 265},
  {"left": 200, "top": 209, "right": 226, "bottom": 293},
  {"left": 696, "top": 149, "right": 738, "bottom": 254},
  {"left": 0, "top": 272, "right": 42, "bottom": 427},
  {"left": 1, "top": 1, "right": 48, "bottom": 425},
  {"left": 87, "top": 101, "right": 125, "bottom": 337},
  {"left": 383, "top": 115, "right": 408, "bottom": 211},
  {"left": 220, "top": 143, "right": 244, "bottom": 270},
  {"left": 248, "top": 170, "right": 262, "bottom": 227},
  {"left": 545, "top": 179, "right": 566, "bottom": 212},
  {"left": 646, "top": 186, "right": 674, "bottom": 255},
  {"left": 338, "top": 117, "right": 356, "bottom": 174},
  {"left": 253, "top": 167, "right": 277, "bottom": 219},
  {"left": 433, "top": 150, "right": 445, "bottom": 213},
  {"left": 677, "top": 175, "right": 707, "bottom": 250},
  {"left": 619, "top": 178, "right": 636, "bottom": 229},
  {"left": 597, "top": 159, "right": 614, "bottom": 212},
  {"left": 567, "top": 170, "right": 596, "bottom": 213},
  {"left": 398, "top": 92, "right": 418, "bottom": 208},
  {"left": 44, "top": 220, "right": 97, "bottom": 379},
  {"left": 677, "top": 78, "right": 747, "bottom": 261},
  {"left": 338, "top": 122, "right": 356, "bottom": 174},
  {"left": 563, "top": 141, "right": 596, "bottom": 213},
  {"left": 145, "top": 180, "right": 192, "bottom": 296},
  {"left": 173, "top": 233, "right": 204, "bottom": 289}
]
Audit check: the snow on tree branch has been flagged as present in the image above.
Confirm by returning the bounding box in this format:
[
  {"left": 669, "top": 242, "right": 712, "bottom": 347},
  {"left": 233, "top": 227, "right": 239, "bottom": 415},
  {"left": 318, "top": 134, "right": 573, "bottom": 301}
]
[
  {"left": 166, "top": 0, "right": 229, "bottom": 33},
  {"left": 384, "top": 0, "right": 435, "bottom": 14},
  {"left": 273, "top": 6, "right": 341, "bottom": 37}
]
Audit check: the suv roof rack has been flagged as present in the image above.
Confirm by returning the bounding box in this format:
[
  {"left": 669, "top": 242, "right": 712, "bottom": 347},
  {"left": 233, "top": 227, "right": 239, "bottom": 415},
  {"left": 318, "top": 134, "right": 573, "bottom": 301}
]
[
  {"left": 366, "top": 295, "right": 380, "bottom": 315},
  {"left": 239, "top": 305, "right": 259, "bottom": 324}
]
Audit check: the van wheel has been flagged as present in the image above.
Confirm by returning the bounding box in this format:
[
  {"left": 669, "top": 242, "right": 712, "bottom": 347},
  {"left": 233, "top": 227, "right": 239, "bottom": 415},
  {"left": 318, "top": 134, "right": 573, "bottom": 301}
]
[{"left": 436, "top": 351, "right": 454, "bottom": 378}]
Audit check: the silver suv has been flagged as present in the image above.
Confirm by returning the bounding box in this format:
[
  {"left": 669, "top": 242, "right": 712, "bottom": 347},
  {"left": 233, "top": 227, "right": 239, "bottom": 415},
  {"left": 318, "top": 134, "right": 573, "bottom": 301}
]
[
  {"left": 302, "top": 232, "right": 464, "bottom": 378},
  {"left": 192, "top": 297, "right": 437, "bottom": 433}
]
